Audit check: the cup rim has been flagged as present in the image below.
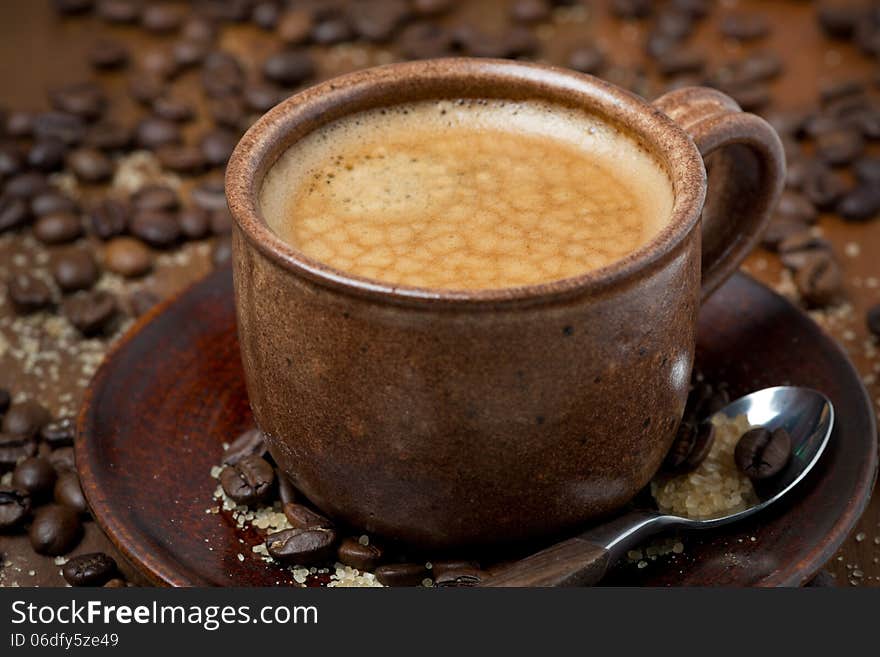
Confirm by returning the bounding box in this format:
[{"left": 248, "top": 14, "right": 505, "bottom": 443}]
[{"left": 226, "top": 57, "right": 707, "bottom": 306}]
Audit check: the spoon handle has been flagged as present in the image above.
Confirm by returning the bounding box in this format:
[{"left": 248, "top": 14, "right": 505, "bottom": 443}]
[{"left": 480, "top": 537, "right": 610, "bottom": 587}]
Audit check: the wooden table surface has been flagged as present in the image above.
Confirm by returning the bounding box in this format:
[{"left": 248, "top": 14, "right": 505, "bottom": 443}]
[{"left": 0, "top": 0, "right": 878, "bottom": 587}]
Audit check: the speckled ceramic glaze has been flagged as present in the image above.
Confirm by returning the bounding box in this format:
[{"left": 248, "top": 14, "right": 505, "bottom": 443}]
[{"left": 226, "top": 58, "right": 784, "bottom": 549}]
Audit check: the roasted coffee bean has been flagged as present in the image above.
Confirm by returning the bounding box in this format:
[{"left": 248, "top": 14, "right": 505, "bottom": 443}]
[
  {"left": 735, "top": 426, "right": 791, "bottom": 480},
  {"left": 0, "top": 389, "right": 9, "bottom": 415},
  {"left": 775, "top": 190, "right": 818, "bottom": 225},
  {"left": 156, "top": 144, "right": 205, "bottom": 173},
  {"left": 803, "top": 161, "right": 848, "bottom": 209},
  {"left": 177, "top": 207, "right": 210, "bottom": 239},
  {"left": 199, "top": 130, "right": 237, "bottom": 168},
  {"left": 104, "top": 578, "right": 127, "bottom": 588},
  {"left": 50, "top": 446, "right": 76, "bottom": 473},
  {"left": 85, "top": 120, "right": 133, "bottom": 152},
  {"left": 0, "top": 433, "right": 37, "bottom": 470},
  {"left": 201, "top": 51, "right": 246, "bottom": 98},
  {"left": 5, "top": 111, "right": 34, "bottom": 138},
  {"left": 276, "top": 469, "right": 297, "bottom": 505},
  {"left": 277, "top": 8, "right": 314, "bottom": 45},
  {"left": 130, "top": 210, "right": 180, "bottom": 247},
  {"left": 55, "top": 471, "right": 89, "bottom": 514},
  {"left": 456, "top": 25, "right": 538, "bottom": 58},
  {"left": 413, "top": 0, "right": 453, "bottom": 16},
  {"left": 62, "top": 290, "right": 118, "bottom": 336},
  {"left": 50, "top": 82, "right": 106, "bottom": 121},
  {"left": 854, "top": 157, "right": 880, "bottom": 184},
  {"left": 0, "top": 143, "right": 24, "bottom": 179},
  {"left": 87, "top": 198, "right": 129, "bottom": 239},
  {"left": 252, "top": 2, "right": 280, "bottom": 30},
  {"left": 375, "top": 563, "right": 430, "bottom": 587},
  {"left": 172, "top": 38, "right": 210, "bottom": 68},
  {"left": 5, "top": 171, "right": 49, "bottom": 199},
  {"left": 145, "top": 48, "right": 183, "bottom": 80},
  {"left": 40, "top": 417, "right": 75, "bottom": 448},
  {"left": 398, "top": 22, "right": 454, "bottom": 59},
  {"left": 96, "top": 0, "right": 141, "bottom": 23},
  {"left": 7, "top": 274, "right": 52, "bottom": 314},
  {"left": 52, "top": 249, "right": 99, "bottom": 292},
  {"left": 181, "top": 14, "right": 217, "bottom": 41},
  {"left": 12, "top": 456, "right": 57, "bottom": 498},
  {"left": 262, "top": 50, "right": 315, "bottom": 86},
  {"left": 510, "top": 0, "right": 550, "bottom": 23},
  {"left": 816, "top": 129, "right": 864, "bottom": 166},
  {"left": 212, "top": 236, "right": 232, "bottom": 267},
  {"left": 243, "top": 84, "right": 284, "bottom": 113},
  {"left": 662, "top": 420, "right": 715, "bottom": 474},
  {"left": 657, "top": 49, "right": 705, "bottom": 77},
  {"left": 719, "top": 10, "right": 769, "bottom": 41},
  {"left": 312, "top": 16, "right": 354, "bottom": 45},
  {"left": 283, "top": 502, "right": 333, "bottom": 529},
  {"left": 209, "top": 96, "right": 247, "bottom": 130},
  {"left": 68, "top": 147, "right": 113, "bottom": 183},
  {"left": 128, "top": 74, "right": 166, "bottom": 105},
  {"left": 33, "top": 111, "right": 85, "bottom": 145},
  {"left": 434, "top": 567, "right": 485, "bottom": 587},
  {"left": 610, "top": 0, "right": 652, "bottom": 19},
  {"left": 219, "top": 455, "right": 275, "bottom": 505},
  {"left": 567, "top": 46, "right": 605, "bottom": 74},
  {"left": 136, "top": 116, "right": 181, "bottom": 150},
  {"left": 29, "top": 504, "right": 82, "bottom": 555},
  {"left": 63, "top": 552, "right": 117, "bottom": 586},
  {"left": 837, "top": 184, "right": 880, "bottom": 221},
  {"left": 190, "top": 178, "right": 227, "bottom": 211},
  {"left": 867, "top": 305, "right": 880, "bottom": 337},
  {"left": 0, "top": 195, "right": 29, "bottom": 233},
  {"left": 266, "top": 527, "right": 338, "bottom": 564},
  {"left": 763, "top": 216, "right": 806, "bottom": 251},
  {"left": 222, "top": 428, "right": 267, "bottom": 465},
  {"left": 337, "top": 537, "right": 384, "bottom": 572},
  {"left": 152, "top": 96, "right": 195, "bottom": 124},
  {"left": 53, "top": 0, "right": 93, "bottom": 15},
  {"left": 89, "top": 38, "right": 129, "bottom": 69},
  {"left": 141, "top": 3, "right": 183, "bottom": 33},
  {"left": 128, "top": 288, "right": 158, "bottom": 317},
  {"left": 431, "top": 560, "right": 482, "bottom": 578},
  {"left": 31, "top": 191, "right": 77, "bottom": 217},
  {"left": 104, "top": 237, "right": 153, "bottom": 278},
  {"left": 817, "top": 3, "right": 864, "bottom": 39},
  {"left": 350, "top": 0, "right": 410, "bottom": 42},
  {"left": 778, "top": 231, "right": 832, "bottom": 269},
  {"left": 794, "top": 251, "right": 842, "bottom": 308},
  {"left": 132, "top": 184, "right": 179, "bottom": 212},
  {"left": 0, "top": 486, "right": 31, "bottom": 529},
  {"left": 4, "top": 400, "right": 50, "bottom": 439},
  {"left": 27, "top": 138, "right": 67, "bottom": 172}
]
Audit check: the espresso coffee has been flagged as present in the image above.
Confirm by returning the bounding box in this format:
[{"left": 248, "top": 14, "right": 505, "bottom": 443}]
[{"left": 260, "top": 99, "right": 674, "bottom": 290}]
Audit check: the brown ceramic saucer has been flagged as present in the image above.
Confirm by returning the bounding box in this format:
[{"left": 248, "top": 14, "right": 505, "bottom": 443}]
[{"left": 76, "top": 267, "right": 877, "bottom": 586}]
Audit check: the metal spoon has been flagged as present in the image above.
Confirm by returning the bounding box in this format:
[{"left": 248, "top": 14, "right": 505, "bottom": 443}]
[{"left": 480, "top": 386, "right": 834, "bottom": 587}]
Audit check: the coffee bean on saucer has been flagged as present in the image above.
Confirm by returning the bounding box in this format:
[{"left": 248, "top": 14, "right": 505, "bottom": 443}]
[
  {"left": 337, "top": 536, "right": 384, "bottom": 572},
  {"left": 104, "top": 237, "right": 154, "bottom": 278},
  {"left": 222, "top": 428, "right": 267, "bottom": 465},
  {"left": 276, "top": 468, "right": 297, "bottom": 505},
  {"left": 375, "top": 563, "right": 430, "bottom": 587},
  {"left": 837, "top": 184, "right": 880, "bottom": 221},
  {"left": 29, "top": 504, "right": 82, "bottom": 555},
  {"left": 867, "top": 305, "right": 880, "bottom": 338},
  {"left": 34, "top": 211, "right": 82, "bottom": 245},
  {"left": 0, "top": 389, "right": 9, "bottom": 415},
  {"left": 794, "top": 251, "right": 842, "bottom": 308},
  {"left": 3, "top": 400, "right": 50, "bottom": 439},
  {"left": 63, "top": 552, "right": 117, "bottom": 586},
  {"left": 55, "top": 471, "right": 88, "bottom": 514},
  {"left": 0, "top": 195, "right": 29, "bottom": 233},
  {"left": 41, "top": 416, "right": 75, "bottom": 448},
  {"left": 434, "top": 567, "right": 485, "bottom": 587},
  {"left": 734, "top": 426, "right": 791, "bottom": 480},
  {"left": 0, "top": 486, "right": 31, "bottom": 529},
  {"left": 62, "top": 290, "right": 118, "bottom": 336},
  {"left": 7, "top": 274, "right": 53, "bottom": 314},
  {"left": 27, "top": 138, "right": 67, "bottom": 172},
  {"left": 52, "top": 249, "right": 100, "bottom": 292},
  {"left": 12, "top": 456, "right": 57, "bottom": 499},
  {"left": 662, "top": 420, "right": 715, "bottom": 474},
  {"left": 130, "top": 210, "right": 180, "bottom": 248},
  {"left": 178, "top": 207, "right": 210, "bottom": 239},
  {"left": 266, "top": 527, "right": 338, "bottom": 564},
  {"left": 50, "top": 446, "right": 76, "bottom": 474},
  {"left": 68, "top": 147, "right": 114, "bottom": 183},
  {"left": 219, "top": 455, "right": 274, "bottom": 505},
  {"left": 89, "top": 38, "right": 129, "bottom": 69},
  {"left": 0, "top": 433, "right": 37, "bottom": 470},
  {"left": 31, "top": 190, "right": 78, "bottom": 217},
  {"left": 283, "top": 502, "right": 333, "bottom": 530},
  {"left": 87, "top": 198, "right": 129, "bottom": 239}
]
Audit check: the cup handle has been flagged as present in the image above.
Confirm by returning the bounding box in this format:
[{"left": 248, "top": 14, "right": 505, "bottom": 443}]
[{"left": 653, "top": 87, "right": 785, "bottom": 300}]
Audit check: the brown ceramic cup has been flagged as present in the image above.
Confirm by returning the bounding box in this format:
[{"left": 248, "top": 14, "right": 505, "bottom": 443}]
[{"left": 226, "top": 58, "right": 784, "bottom": 549}]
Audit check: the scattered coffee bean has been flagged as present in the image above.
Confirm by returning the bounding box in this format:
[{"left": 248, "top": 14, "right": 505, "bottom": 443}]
[
  {"left": 5, "top": 111, "right": 34, "bottom": 138},
  {"left": 243, "top": 83, "right": 284, "bottom": 113},
  {"left": 815, "top": 128, "right": 864, "bottom": 166},
  {"left": 5, "top": 171, "right": 50, "bottom": 199},
  {"left": 610, "top": 0, "right": 652, "bottom": 19},
  {"left": 33, "top": 111, "right": 85, "bottom": 145},
  {"left": 0, "top": 195, "right": 29, "bottom": 233},
  {"left": 62, "top": 552, "right": 117, "bottom": 586},
  {"left": 50, "top": 82, "right": 106, "bottom": 121},
  {"left": 104, "top": 237, "right": 154, "bottom": 278},
  {"left": 201, "top": 51, "right": 246, "bottom": 98},
  {"left": 103, "top": 578, "right": 127, "bottom": 588},
  {"left": 794, "top": 251, "right": 842, "bottom": 307},
  {"left": 68, "top": 147, "right": 114, "bottom": 183},
  {"left": 128, "top": 74, "right": 166, "bottom": 106},
  {"left": 0, "top": 389, "right": 9, "bottom": 415},
  {"left": 817, "top": 3, "right": 863, "bottom": 39},
  {"left": 96, "top": 0, "right": 142, "bottom": 24},
  {"left": 219, "top": 455, "right": 274, "bottom": 505},
  {"left": 34, "top": 211, "right": 82, "bottom": 245},
  {"left": 172, "top": 38, "right": 210, "bottom": 68},
  {"left": 40, "top": 417, "right": 75, "bottom": 448},
  {"left": 55, "top": 471, "right": 89, "bottom": 514},
  {"left": 53, "top": 0, "right": 93, "bottom": 15},
  {"left": 141, "top": 3, "right": 183, "bottom": 33},
  {"left": 12, "top": 456, "right": 57, "bottom": 498},
  {"left": 567, "top": 46, "right": 605, "bottom": 74},
  {"left": 31, "top": 190, "right": 78, "bottom": 217},
  {"left": 719, "top": 11, "right": 769, "bottom": 41},
  {"left": 283, "top": 502, "right": 333, "bottom": 529},
  {"left": 277, "top": 9, "right": 314, "bottom": 45},
  {"left": 199, "top": 129, "right": 237, "bottom": 167},
  {"left": 837, "top": 184, "right": 880, "bottom": 221},
  {"left": 434, "top": 567, "right": 485, "bottom": 587},
  {"left": 431, "top": 560, "right": 481, "bottom": 578},
  {"left": 29, "top": 504, "right": 82, "bottom": 556},
  {"left": 87, "top": 198, "right": 129, "bottom": 239},
  {"left": 312, "top": 15, "right": 353, "bottom": 45},
  {"left": 3, "top": 400, "right": 50, "bottom": 439},
  {"left": 0, "top": 487, "right": 31, "bottom": 530},
  {"left": 867, "top": 305, "right": 880, "bottom": 337},
  {"left": 7, "top": 274, "right": 53, "bottom": 314},
  {"left": 266, "top": 527, "right": 338, "bottom": 564},
  {"left": 662, "top": 420, "right": 715, "bottom": 474},
  {"left": 132, "top": 184, "right": 179, "bottom": 212},
  {"left": 337, "top": 537, "right": 384, "bottom": 572},
  {"left": 49, "top": 446, "right": 76, "bottom": 473},
  {"left": 178, "top": 207, "right": 211, "bottom": 239},
  {"left": 375, "top": 563, "right": 430, "bottom": 587},
  {"left": 62, "top": 289, "right": 119, "bottom": 336},
  {"left": 27, "top": 138, "right": 67, "bottom": 172},
  {"left": 136, "top": 116, "right": 181, "bottom": 150},
  {"left": 190, "top": 179, "right": 227, "bottom": 211},
  {"left": 222, "top": 428, "right": 267, "bottom": 465},
  {"left": 89, "top": 38, "right": 129, "bottom": 69},
  {"left": 130, "top": 210, "right": 180, "bottom": 248},
  {"left": 775, "top": 190, "right": 818, "bottom": 225},
  {"left": 734, "top": 426, "right": 791, "bottom": 480},
  {"left": 52, "top": 249, "right": 100, "bottom": 292},
  {"left": 778, "top": 231, "right": 831, "bottom": 270},
  {"left": 252, "top": 2, "right": 281, "bottom": 30},
  {"left": 802, "top": 161, "right": 848, "bottom": 208},
  {"left": 156, "top": 144, "right": 205, "bottom": 173},
  {"left": 181, "top": 14, "right": 217, "bottom": 42},
  {"left": 262, "top": 50, "right": 316, "bottom": 87},
  {"left": 412, "top": 0, "right": 453, "bottom": 16},
  {"left": 152, "top": 95, "right": 195, "bottom": 123},
  {"left": 0, "top": 433, "right": 37, "bottom": 470},
  {"left": 350, "top": 0, "right": 410, "bottom": 42}
]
